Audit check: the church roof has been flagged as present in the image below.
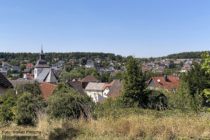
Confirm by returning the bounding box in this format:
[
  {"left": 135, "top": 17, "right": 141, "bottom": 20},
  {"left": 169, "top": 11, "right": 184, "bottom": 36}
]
[
  {"left": 36, "top": 68, "right": 58, "bottom": 83},
  {"left": 35, "top": 59, "right": 49, "bottom": 68},
  {"left": 44, "top": 69, "right": 58, "bottom": 83}
]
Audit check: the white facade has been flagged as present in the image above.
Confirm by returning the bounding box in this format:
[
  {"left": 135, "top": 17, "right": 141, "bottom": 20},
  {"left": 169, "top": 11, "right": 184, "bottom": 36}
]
[
  {"left": 85, "top": 87, "right": 110, "bottom": 103},
  {"left": 34, "top": 68, "right": 42, "bottom": 79}
]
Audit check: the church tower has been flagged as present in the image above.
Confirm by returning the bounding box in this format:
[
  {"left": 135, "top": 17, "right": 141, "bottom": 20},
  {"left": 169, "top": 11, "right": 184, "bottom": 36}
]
[{"left": 34, "top": 47, "right": 49, "bottom": 79}]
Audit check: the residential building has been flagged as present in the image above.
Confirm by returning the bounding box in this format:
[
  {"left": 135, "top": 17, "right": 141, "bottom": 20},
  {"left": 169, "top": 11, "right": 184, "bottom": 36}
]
[
  {"left": 147, "top": 75, "right": 180, "bottom": 92},
  {"left": 85, "top": 80, "right": 122, "bottom": 102},
  {"left": 85, "top": 82, "right": 110, "bottom": 102},
  {"left": 81, "top": 75, "right": 99, "bottom": 89},
  {"left": 85, "top": 59, "right": 95, "bottom": 68}
]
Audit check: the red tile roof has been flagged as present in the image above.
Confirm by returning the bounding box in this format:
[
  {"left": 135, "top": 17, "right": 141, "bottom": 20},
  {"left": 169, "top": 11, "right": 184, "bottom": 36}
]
[
  {"left": 39, "top": 82, "right": 57, "bottom": 100},
  {"left": 148, "top": 75, "right": 180, "bottom": 91},
  {"left": 26, "top": 63, "right": 34, "bottom": 69}
]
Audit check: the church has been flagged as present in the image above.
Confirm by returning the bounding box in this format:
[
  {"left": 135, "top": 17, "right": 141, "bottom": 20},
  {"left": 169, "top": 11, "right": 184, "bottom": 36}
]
[{"left": 34, "top": 49, "right": 58, "bottom": 83}]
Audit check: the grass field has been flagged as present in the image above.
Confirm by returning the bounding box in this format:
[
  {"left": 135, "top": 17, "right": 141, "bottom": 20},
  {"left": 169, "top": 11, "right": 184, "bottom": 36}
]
[{"left": 35, "top": 108, "right": 210, "bottom": 140}]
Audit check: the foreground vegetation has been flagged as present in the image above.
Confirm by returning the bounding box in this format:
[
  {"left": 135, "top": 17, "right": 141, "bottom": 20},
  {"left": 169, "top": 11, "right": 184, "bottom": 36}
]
[{"left": 1, "top": 108, "right": 210, "bottom": 140}]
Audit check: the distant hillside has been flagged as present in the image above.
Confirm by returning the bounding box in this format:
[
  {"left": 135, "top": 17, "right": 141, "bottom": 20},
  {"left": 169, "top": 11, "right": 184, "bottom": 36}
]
[{"left": 165, "top": 51, "right": 210, "bottom": 59}]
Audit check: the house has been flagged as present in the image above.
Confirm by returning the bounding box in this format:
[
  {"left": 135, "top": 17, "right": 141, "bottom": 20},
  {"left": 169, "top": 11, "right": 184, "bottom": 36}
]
[
  {"left": 10, "top": 66, "right": 21, "bottom": 78},
  {"left": 0, "top": 62, "right": 12, "bottom": 76},
  {"left": 1, "top": 62, "right": 12, "bottom": 72},
  {"left": 85, "top": 59, "right": 95, "bottom": 68},
  {"left": 180, "top": 64, "right": 191, "bottom": 73},
  {"left": 81, "top": 75, "right": 99, "bottom": 88},
  {"left": 52, "top": 60, "right": 65, "bottom": 70},
  {"left": 26, "top": 63, "right": 34, "bottom": 70},
  {"left": 39, "top": 82, "right": 57, "bottom": 100},
  {"left": 147, "top": 75, "right": 180, "bottom": 92},
  {"left": 0, "top": 72, "right": 13, "bottom": 94},
  {"left": 85, "top": 80, "right": 122, "bottom": 103},
  {"left": 85, "top": 82, "right": 110, "bottom": 102}
]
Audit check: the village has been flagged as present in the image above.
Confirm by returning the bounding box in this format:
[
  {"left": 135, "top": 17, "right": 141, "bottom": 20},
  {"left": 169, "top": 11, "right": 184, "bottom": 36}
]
[{"left": 0, "top": 49, "right": 202, "bottom": 103}]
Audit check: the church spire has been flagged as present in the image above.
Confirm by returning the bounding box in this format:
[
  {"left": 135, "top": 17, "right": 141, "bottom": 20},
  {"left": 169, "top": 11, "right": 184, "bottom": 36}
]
[
  {"left": 41, "top": 44, "right": 44, "bottom": 54},
  {"left": 40, "top": 44, "right": 45, "bottom": 60}
]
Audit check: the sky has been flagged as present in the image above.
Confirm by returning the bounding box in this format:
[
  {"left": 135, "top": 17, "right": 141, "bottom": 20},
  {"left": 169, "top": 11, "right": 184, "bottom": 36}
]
[{"left": 0, "top": 0, "right": 210, "bottom": 57}]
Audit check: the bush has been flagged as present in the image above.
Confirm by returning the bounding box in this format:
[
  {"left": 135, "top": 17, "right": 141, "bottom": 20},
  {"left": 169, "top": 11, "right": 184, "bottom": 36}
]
[
  {"left": 0, "top": 92, "right": 16, "bottom": 122},
  {"left": 47, "top": 92, "right": 93, "bottom": 119},
  {"left": 144, "top": 90, "right": 168, "bottom": 110},
  {"left": 167, "top": 81, "right": 203, "bottom": 112},
  {"left": 16, "top": 82, "right": 41, "bottom": 95},
  {"left": 15, "top": 93, "right": 46, "bottom": 125}
]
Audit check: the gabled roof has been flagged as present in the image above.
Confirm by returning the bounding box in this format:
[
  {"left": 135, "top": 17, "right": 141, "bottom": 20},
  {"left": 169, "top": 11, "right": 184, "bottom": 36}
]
[
  {"left": 0, "top": 72, "right": 13, "bottom": 88},
  {"left": 107, "top": 80, "right": 122, "bottom": 98},
  {"left": 39, "top": 82, "right": 57, "bottom": 100},
  {"left": 81, "top": 75, "right": 98, "bottom": 83},
  {"left": 85, "top": 82, "right": 106, "bottom": 91},
  {"left": 68, "top": 81, "right": 85, "bottom": 95},
  {"left": 36, "top": 68, "right": 58, "bottom": 83},
  {"left": 26, "top": 63, "right": 34, "bottom": 69},
  {"left": 10, "top": 79, "right": 35, "bottom": 88},
  {"left": 148, "top": 75, "right": 180, "bottom": 90}
]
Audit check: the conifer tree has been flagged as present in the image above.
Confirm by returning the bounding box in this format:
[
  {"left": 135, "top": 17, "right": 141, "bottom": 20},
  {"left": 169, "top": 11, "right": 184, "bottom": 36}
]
[{"left": 122, "top": 56, "right": 146, "bottom": 107}]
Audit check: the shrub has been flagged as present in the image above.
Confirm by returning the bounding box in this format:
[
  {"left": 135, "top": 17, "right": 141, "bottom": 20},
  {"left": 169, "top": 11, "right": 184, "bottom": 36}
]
[
  {"left": 16, "top": 82, "right": 41, "bottom": 95},
  {"left": 15, "top": 93, "right": 46, "bottom": 125},
  {"left": 0, "top": 92, "right": 16, "bottom": 122},
  {"left": 47, "top": 92, "right": 93, "bottom": 119},
  {"left": 167, "top": 81, "right": 203, "bottom": 112},
  {"left": 145, "top": 90, "right": 168, "bottom": 110}
]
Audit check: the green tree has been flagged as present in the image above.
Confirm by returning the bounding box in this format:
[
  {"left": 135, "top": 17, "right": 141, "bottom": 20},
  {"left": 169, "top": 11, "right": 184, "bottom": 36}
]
[
  {"left": 122, "top": 56, "right": 146, "bottom": 107},
  {"left": 16, "top": 82, "right": 41, "bottom": 95},
  {"left": 201, "top": 52, "right": 210, "bottom": 106},
  {"left": 182, "top": 63, "right": 210, "bottom": 97},
  {"left": 168, "top": 81, "right": 202, "bottom": 112},
  {"left": 0, "top": 92, "right": 16, "bottom": 122},
  {"left": 15, "top": 93, "right": 45, "bottom": 125},
  {"left": 47, "top": 89, "right": 93, "bottom": 119},
  {"left": 201, "top": 52, "right": 210, "bottom": 74}
]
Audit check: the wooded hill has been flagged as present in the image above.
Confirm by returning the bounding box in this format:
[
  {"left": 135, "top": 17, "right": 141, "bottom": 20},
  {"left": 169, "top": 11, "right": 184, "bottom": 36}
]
[{"left": 165, "top": 51, "right": 210, "bottom": 59}]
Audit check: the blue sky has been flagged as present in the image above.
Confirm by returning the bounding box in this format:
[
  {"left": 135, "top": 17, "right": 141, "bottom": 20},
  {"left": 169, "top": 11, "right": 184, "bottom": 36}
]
[{"left": 0, "top": 0, "right": 210, "bottom": 57}]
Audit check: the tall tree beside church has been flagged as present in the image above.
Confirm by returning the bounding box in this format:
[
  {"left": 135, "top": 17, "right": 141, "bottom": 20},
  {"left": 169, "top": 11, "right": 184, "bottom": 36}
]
[{"left": 122, "top": 56, "right": 146, "bottom": 107}]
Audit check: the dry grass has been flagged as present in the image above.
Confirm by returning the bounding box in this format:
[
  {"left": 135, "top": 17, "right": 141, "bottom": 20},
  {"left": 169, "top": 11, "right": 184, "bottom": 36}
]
[
  {"left": 1, "top": 110, "right": 210, "bottom": 140},
  {"left": 74, "top": 111, "right": 210, "bottom": 140}
]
